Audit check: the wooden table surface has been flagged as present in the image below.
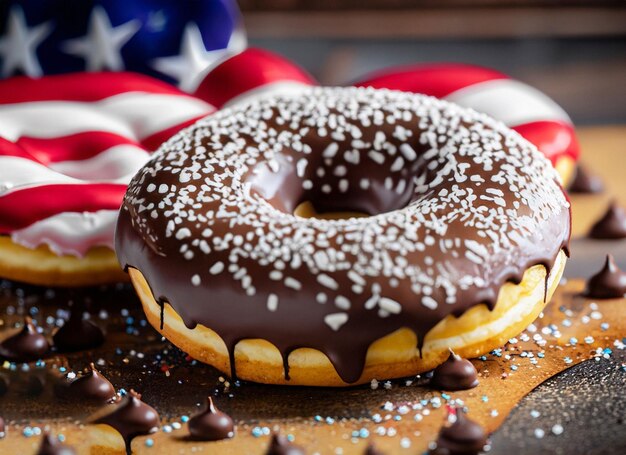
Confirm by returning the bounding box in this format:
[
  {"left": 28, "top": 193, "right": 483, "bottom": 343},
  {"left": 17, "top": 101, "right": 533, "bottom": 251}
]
[{"left": 0, "top": 125, "right": 624, "bottom": 455}]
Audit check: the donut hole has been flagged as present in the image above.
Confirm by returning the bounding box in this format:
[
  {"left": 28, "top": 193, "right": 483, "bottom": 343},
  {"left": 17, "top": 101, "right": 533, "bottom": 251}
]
[
  {"left": 247, "top": 150, "right": 421, "bottom": 219},
  {"left": 293, "top": 201, "right": 368, "bottom": 220}
]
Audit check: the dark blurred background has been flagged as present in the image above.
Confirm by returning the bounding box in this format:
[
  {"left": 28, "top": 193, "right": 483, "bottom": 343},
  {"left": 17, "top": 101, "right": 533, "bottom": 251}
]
[{"left": 239, "top": 0, "right": 626, "bottom": 125}]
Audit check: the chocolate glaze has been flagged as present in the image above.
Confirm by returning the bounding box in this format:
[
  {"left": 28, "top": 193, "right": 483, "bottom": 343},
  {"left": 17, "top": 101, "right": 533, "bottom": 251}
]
[
  {"left": 430, "top": 349, "right": 479, "bottom": 391},
  {"left": 584, "top": 254, "right": 626, "bottom": 299},
  {"left": 56, "top": 363, "right": 116, "bottom": 403},
  {"left": 90, "top": 390, "right": 160, "bottom": 452},
  {"left": 569, "top": 164, "right": 604, "bottom": 194},
  {"left": 588, "top": 202, "right": 626, "bottom": 240},
  {"left": 36, "top": 430, "right": 77, "bottom": 455},
  {"left": 266, "top": 433, "right": 306, "bottom": 455},
  {"left": 0, "top": 317, "right": 50, "bottom": 362},
  {"left": 52, "top": 307, "right": 105, "bottom": 352},
  {"left": 116, "top": 87, "right": 571, "bottom": 384},
  {"left": 431, "top": 411, "right": 487, "bottom": 455},
  {"left": 188, "top": 396, "right": 235, "bottom": 441}
]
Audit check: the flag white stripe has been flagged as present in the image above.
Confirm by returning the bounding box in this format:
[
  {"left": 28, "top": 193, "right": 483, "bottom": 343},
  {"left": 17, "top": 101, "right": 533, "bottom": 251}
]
[
  {"left": 0, "top": 92, "right": 212, "bottom": 141},
  {"left": 445, "top": 79, "right": 571, "bottom": 126},
  {"left": 48, "top": 144, "right": 150, "bottom": 181}
]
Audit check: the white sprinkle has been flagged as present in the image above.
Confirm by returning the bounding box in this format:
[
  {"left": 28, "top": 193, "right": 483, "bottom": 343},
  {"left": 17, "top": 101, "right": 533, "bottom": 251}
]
[
  {"left": 368, "top": 150, "right": 385, "bottom": 164},
  {"left": 400, "top": 143, "right": 417, "bottom": 160},
  {"left": 284, "top": 277, "right": 302, "bottom": 290},
  {"left": 296, "top": 159, "right": 308, "bottom": 178},
  {"left": 322, "top": 143, "right": 339, "bottom": 158},
  {"left": 267, "top": 294, "right": 278, "bottom": 312},
  {"left": 379, "top": 297, "right": 402, "bottom": 314},
  {"left": 390, "top": 156, "right": 404, "bottom": 172},
  {"left": 334, "top": 165, "right": 347, "bottom": 177},
  {"left": 316, "top": 292, "right": 327, "bottom": 304},
  {"left": 364, "top": 295, "right": 379, "bottom": 310},
  {"left": 191, "top": 274, "right": 201, "bottom": 286},
  {"left": 324, "top": 313, "right": 348, "bottom": 331},
  {"left": 334, "top": 296, "right": 351, "bottom": 310},
  {"left": 421, "top": 296, "right": 438, "bottom": 309},
  {"left": 534, "top": 428, "right": 545, "bottom": 439},
  {"left": 209, "top": 262, "right": 224, "bottom": 275},
  {"left": 317, "top": 273, "right": 339, "bottom": 290},
  {"left": 347, "top": 270, "right": 366, "bottom": 286},
  {"left": 175, "top": 228, "right": 191, "bottom": 240},
  {"left": 269, "top": 270, "right": 283, "bottom": 280},
  {"left": 158, "top": 184, "right": 169, "bottom": 193}
]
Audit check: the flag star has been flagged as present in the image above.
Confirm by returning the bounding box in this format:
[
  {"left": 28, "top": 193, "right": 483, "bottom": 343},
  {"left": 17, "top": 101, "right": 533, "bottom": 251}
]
[
  {"left": 0, "top": 6, "right": 52, "bottom": 78},
  {"left": 152, "top": 23, "right": 246, "bottom": 92},
  {"left": 62, "top": 6, "right": 140, "bottom": 72}
]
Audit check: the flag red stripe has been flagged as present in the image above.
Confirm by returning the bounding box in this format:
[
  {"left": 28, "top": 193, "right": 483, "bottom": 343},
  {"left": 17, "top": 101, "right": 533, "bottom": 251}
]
[
  {"left": 0, "top": 72, "right": 195, "bottom": 104},
  {"left": 512, "top": 121, "right": 580, "bottom": 163},
  {"left": 0, "top": 184, "right": 127, "bottom": 232},
  {"left": 194, "top": 48, "right": 316, "bottom": 108},
  {"left": 355, "top": 64, "right": 508, "bottom": 99}
]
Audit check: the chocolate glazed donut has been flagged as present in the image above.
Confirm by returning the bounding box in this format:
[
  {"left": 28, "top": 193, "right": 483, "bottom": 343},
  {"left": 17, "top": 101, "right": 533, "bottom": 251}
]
[{"left": 116, "top": 87, "right": 570, "bottom": 384}]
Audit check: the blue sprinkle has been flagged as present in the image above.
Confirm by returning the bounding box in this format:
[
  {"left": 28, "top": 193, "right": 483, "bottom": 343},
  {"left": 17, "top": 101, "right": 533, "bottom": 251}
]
[
  {"left": 23, "top": 427, "right": 34, "bottom": 437},
  {"left": 287, "top": 434, "right": 295, "bottom": 442},
  {"left": 564, "top": 357, "right": 573, "bottom": 364},
  {"left": 180, "top": 415, "right": 189, "bottom": 423},
  {"left": 251, "top": 427, "right": 263, "bottom": 438},
  {"left": 603, "top": 348, "right": 613, "bottom": 355},
  {"left": 481, "top": 396, "right": 489, "bottom": 402},
  {"left": 393, "top": 416, "right": 401, "bottom": 421},
  {"left": 314, "top": 415, "right": 322, "bottom": 422},
  {"left": 569, "top": 337, "right": 578, "bottom": 345},
  {"left": 59, "top": 367, "right": 67, "bottom": 373},
  {"left": 115, "top": 348, "right": 123, "bottom": 355},
  {"left": 145, "top": 438, "right": 154, "bottom": 448},
  {"left": 58, "top": 434, "right": 66, "bottom": 442},
  {"left": 351, "top": 430, "right": 359, "bottom": 438},
  {"left": 359, "top": 428, "right": 370, "bottom": 438},
  {"left": 125, "top": 317, "right": 134, "bottom": 325},
  {"left": 601, "top": 323, "right": 609, "bottom": 331},
  {"left": 119, "top": 388, "right": 127, "bottom": 396},
  {"left": 479, "top": 355, "right": 487, "bottom": 361},
  {"left": 538, "top": 352, "right": 545, "bottom": 358},
  {"left": 511, "top": 365, "right": 518, "bottom": 371},
  {"left": 325, "top": 417, "right": 335, "bottom": 424},
  {"left": 441, "top": 393, "right": 451, "bottom": 400},
  {"left": 262, "top": 427, "right": 270, "bottom": 436}
]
